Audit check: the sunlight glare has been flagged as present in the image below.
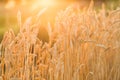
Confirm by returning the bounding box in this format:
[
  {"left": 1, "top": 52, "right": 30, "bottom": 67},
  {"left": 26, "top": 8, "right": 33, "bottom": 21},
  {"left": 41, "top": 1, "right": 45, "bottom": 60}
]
[
  {"left": 5, "top": 0, "right": 15, "bottom": 9},
  {"left": 31, "top": 0, "right": 57, "bottom": 12},
  {"left": 40, "top": 0, "right": 56, "bottom": 7}
]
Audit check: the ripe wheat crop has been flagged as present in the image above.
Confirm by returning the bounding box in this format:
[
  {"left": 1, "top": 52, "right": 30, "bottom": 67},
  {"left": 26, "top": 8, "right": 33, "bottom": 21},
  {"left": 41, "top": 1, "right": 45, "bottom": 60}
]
[{"left": 0, "top": 1, "right": 120, "bottom": 80}]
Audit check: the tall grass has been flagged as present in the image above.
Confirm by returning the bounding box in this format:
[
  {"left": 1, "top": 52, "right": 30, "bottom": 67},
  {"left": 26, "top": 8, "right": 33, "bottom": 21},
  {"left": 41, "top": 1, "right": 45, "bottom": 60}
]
[{"left": 0, "top": 1, "right": 120, "bottom": 80}]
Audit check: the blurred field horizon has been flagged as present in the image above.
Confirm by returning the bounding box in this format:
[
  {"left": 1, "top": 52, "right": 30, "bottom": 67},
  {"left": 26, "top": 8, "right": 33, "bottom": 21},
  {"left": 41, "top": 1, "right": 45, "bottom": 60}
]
[{"left": 0, "top": 0, "right": 120, "bottom": 42}]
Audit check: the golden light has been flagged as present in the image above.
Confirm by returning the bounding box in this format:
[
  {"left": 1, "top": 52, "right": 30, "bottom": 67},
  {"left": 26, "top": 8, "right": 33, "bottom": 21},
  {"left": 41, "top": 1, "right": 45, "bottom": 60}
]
[
  {"left": 31, "top": 0, "right": 57, "bottom": 12},
  {"left": 40, "top": 0, "right": 56, "bottom": 7},
  {"left": 5, "top": 0, "right": 15, "bottom": 9},
  {"left": 29, "top": 0, "right": 75, "bottom": 29}
]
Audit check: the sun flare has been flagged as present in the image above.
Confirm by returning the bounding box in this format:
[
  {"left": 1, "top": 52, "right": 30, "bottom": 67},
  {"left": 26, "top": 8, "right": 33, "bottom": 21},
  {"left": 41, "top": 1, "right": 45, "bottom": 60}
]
[{"left": 38, "top": 0, "right": 56, "bottom": 7}]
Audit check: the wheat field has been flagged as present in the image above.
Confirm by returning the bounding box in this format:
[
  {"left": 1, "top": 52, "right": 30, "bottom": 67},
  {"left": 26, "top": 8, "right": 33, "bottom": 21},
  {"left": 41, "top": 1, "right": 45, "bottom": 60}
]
[{"left": 0, "top": 1, "right": 120, "bottom": 80}]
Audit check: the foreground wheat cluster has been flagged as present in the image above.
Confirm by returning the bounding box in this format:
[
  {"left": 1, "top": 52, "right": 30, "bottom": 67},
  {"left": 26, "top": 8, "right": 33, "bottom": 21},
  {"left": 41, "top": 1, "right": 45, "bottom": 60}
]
[{"left": 0, "top": 1, "right": 120, "bottom": 80}]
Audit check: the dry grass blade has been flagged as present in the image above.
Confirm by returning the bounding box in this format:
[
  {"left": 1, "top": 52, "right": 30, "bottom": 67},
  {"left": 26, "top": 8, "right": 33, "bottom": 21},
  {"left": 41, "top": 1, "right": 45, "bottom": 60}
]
[
  {"left": 17, "top": 10, "right": 22, "bottom": 30},
  {"left": 36, "top": 8, "right": 47, "bottom": 20}
]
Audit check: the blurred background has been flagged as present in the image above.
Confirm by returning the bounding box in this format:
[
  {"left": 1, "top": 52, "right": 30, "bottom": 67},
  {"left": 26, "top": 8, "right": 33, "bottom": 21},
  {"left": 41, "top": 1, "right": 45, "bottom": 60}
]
[{"left": 0, "top": 0, "right": 120, "bottom": 42}]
